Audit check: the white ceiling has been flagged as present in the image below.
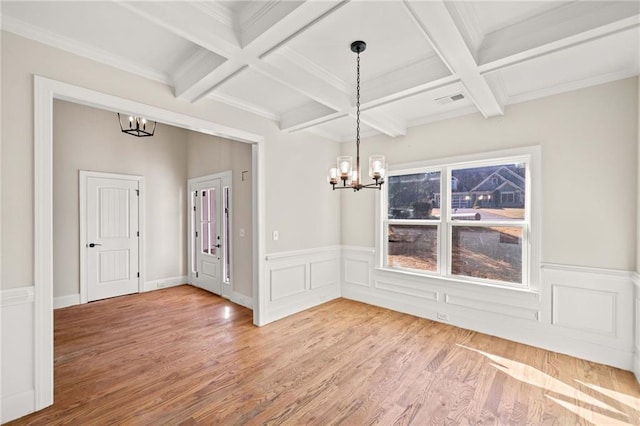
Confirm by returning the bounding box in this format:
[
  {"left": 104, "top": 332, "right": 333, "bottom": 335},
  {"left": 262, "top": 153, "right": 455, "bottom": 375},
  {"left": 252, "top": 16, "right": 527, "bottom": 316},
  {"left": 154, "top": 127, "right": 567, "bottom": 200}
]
[{"left": 2, "top": 0, "right": 639, "bottom": 142}]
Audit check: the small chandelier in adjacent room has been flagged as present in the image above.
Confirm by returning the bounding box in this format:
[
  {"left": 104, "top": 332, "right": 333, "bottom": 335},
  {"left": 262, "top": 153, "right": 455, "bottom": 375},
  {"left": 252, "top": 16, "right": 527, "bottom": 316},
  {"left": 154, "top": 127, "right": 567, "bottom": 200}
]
[
  {"left": 117, "top": 113, "right": 156, "bottom": 137},
  {"left": 328, "top": 40, "right": 385, "bottom": 191}
]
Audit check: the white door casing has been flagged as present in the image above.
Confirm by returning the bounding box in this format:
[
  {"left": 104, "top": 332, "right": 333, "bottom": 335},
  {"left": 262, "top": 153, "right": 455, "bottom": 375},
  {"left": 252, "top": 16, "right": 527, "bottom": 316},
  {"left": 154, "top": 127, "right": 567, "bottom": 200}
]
[{"left": 80, "top": 171, "right": 143, "bottom": 303}]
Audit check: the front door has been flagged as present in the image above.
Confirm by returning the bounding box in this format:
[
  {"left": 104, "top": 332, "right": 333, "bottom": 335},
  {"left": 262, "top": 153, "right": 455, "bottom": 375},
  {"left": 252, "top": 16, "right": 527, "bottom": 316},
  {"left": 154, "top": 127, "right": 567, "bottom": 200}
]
[
  {"left": 192, "top": 178, "right": 222, "bottom": 295},
  {"left": 84, "top": 172, "right": 141, "bottom": 302}
]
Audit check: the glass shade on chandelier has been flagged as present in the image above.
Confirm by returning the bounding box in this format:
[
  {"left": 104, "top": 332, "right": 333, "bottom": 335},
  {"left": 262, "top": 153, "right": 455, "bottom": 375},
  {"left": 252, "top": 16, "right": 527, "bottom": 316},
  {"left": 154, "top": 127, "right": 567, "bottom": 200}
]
[
  {"left": 118, "top": 113, "right": 156, "bottom": 137},
  {"left": 327, "top": 154, "right": 386, "bottom": 189},
  {"left": 327, "top": 40, "right": 386, "bottom": 191}
]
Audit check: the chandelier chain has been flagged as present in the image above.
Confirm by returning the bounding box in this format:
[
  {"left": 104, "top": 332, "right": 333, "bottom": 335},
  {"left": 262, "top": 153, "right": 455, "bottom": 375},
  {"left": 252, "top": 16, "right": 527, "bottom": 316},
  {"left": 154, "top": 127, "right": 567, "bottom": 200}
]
[
  {"left": 355, "top": 51, "right": 361, "bottom": 185},
  {"left": 356, "top": 52, "right": 361, "bottom": 147}
]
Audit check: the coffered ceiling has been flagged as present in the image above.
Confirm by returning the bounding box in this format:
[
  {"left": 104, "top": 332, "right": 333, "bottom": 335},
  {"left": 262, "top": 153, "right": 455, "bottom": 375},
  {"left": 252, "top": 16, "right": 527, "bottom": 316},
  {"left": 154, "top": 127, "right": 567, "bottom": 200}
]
[{"left": 2, "top": 1, "right": 639, "bottom": 141}]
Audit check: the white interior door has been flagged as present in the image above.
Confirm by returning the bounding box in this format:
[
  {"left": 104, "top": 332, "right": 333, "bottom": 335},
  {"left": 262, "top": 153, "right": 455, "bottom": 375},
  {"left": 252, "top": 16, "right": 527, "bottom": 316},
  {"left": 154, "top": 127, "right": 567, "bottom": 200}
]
[
  {"left": 192, "top": 178, "right": 222, "bottom": 295},
  {"left": 84, "top": 173, "right": 140, "bottom": 302}
]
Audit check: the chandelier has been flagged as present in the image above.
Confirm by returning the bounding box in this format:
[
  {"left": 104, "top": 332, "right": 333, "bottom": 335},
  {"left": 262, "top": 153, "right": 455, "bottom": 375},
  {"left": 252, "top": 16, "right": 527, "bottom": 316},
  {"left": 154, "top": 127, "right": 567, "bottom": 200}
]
[
  {"left": 328, "top": 41, "right": 385, "bottom": 191},
  {"left": 117, "top": 113, "right": 156, "bottom": 137}
]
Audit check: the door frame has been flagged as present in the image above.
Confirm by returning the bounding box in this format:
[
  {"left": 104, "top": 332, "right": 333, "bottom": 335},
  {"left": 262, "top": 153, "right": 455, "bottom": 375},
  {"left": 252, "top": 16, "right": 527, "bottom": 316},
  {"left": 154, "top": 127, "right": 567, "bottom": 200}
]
[
  {"left": 34, "top": 76, "right": 266, "bottom": 411},
  {"left": 79, "top": 170, "right": 145, "bottom": 304},
  {"left": 188, "top": 171, "right": 232, "bottom": 297}
]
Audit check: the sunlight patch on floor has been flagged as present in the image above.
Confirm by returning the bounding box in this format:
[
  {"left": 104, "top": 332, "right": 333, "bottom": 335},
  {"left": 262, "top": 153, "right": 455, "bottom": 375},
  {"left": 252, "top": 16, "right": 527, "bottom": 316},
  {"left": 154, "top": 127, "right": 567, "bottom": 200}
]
[
  {"left": 575, "top": 380, "right": 640, "bottom": 410},
  {"left": 546, "top": 395, "right": 635, "bottom": 426},
  {"left": 458, "top": 344, "right": 628, "bottom": 419}
]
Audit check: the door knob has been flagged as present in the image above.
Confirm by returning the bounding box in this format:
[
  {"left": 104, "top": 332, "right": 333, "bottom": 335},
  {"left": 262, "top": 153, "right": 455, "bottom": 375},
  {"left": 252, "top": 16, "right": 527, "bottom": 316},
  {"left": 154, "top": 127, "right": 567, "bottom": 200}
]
[{"left": 87, "top": 243, "right": 102, "bottom": 248}]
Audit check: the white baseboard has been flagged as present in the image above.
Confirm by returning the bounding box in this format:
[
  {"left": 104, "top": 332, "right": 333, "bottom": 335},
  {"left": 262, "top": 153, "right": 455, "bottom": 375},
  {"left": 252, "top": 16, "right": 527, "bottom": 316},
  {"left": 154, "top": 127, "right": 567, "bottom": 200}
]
[
  {"left": 53, "top": 276, "right": 188, "bottom": 309},
  {"left": 54, "top": 293, "right": 80, "bottom": 309},
  {"left": 143, "top": 275, "right": 187, "bottom": 292},
  {"left": 1, "top": 389, "right": 35, "bottom": 424},
  {"left": 230, "top": 292, "right": 253, "bottom": 310}
]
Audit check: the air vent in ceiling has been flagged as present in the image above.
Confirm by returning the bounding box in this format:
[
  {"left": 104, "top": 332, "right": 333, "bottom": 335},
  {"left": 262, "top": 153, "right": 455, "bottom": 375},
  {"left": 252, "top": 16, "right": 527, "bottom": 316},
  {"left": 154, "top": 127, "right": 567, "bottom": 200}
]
[{"left": 435, "top": 93, "right": 465, "bottom": 105}]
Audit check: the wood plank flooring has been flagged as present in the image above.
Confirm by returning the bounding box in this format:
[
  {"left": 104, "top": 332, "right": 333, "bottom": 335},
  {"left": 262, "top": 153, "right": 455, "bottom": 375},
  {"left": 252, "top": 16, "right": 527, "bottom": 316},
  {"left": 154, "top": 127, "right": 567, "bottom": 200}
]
[{"left": 8, "top": 285, "right": 640, "bottom": 425}]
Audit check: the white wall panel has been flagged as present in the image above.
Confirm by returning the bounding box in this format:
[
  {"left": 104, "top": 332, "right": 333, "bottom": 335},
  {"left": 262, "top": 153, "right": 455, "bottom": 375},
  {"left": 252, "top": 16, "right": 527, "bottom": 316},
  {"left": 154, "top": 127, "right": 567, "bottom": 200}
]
[
  {"left": 342, "top": 247, "right": 373, "bottom": 287},
  {"left": 264, "top": 246, "right": 340, "bottom": 323},
  {"left": 374, "top": 278, "right": 439, "bottom": 301},
  {"left": 310, "top": 259, "right": 339, "bottom": 290},
  {"left": 270, "top": 264, "right": 306, "bottom": 301},
  {"left": 552, "top": 286, "right": 616, "bottom": 335},
  {"left": 1, "top": 286, "right": 36, "bottom": 423},
  {"left": 445, "top": 294, "right": 539, "bottom": 321}
]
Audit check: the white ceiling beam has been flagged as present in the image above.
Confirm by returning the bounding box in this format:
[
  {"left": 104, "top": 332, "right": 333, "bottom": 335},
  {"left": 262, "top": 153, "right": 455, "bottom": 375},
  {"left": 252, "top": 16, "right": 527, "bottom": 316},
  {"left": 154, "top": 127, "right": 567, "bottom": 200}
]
[
  {"left": 478, "top": 2, "right": 640, "bottom": 67},
  {"left": 181, "top": 61, "right": 248, "bottom": 103},
  {"left": 402, "top": 0, "right": 504, "bottom": 118},
  {"left": 479, "top": 14, "right": 640, "bottom": 75}
]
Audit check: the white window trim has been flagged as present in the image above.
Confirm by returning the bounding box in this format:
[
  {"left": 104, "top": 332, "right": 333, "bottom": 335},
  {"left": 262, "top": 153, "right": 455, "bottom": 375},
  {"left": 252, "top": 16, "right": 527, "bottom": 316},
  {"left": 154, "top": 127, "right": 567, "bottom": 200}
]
[{"left": 375, "top": 145, "right": 541, "bottom": 291}]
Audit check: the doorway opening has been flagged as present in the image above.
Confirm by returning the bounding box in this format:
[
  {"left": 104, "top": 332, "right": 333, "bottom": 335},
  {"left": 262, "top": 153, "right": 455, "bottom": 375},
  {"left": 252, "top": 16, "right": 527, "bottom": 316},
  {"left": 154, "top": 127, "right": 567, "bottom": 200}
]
[{"left": 34, "top": 76, "right": 266, "bottom": 412}]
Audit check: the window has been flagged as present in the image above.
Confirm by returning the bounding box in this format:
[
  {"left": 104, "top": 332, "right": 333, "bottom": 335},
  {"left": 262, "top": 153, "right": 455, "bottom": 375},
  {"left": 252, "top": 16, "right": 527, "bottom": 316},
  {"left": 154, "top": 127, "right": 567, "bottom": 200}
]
[{"left": 382, "top": 148, "right": 538, "bottom": 288}]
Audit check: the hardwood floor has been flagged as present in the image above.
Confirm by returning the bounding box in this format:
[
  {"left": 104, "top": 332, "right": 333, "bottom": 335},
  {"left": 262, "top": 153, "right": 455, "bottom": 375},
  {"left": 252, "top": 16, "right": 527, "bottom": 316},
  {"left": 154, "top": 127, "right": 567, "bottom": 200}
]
[{"left": 8, "top": 285, "right": 640, "bottom": 425}]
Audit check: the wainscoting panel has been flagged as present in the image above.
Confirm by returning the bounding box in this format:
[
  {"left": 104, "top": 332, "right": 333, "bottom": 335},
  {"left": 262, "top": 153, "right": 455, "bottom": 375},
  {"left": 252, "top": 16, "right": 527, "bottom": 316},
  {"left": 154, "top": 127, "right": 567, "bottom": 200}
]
[
  {"left": 552, "top": 285, "right": 616, "bottom": 335},
  {"left": 310, "top": 259, "right": 340, "bottom": 290},
  {"left": 264, "top": 246, "right": 341, "bottom": 324},
  {"left": 445, "top": 294, "right": 539, "bottom": 321},
  {"left": 341, "top": 248, "right": 636, "bottom": 370},
  {"left": 1, "top": 286, "right": 36, "bottom": 423},
  {"left": 342, "top": 247, "right": 373, "bottom": 288},
  {"left": 270, "top": 264, "right": 306, "bottom": 301}
]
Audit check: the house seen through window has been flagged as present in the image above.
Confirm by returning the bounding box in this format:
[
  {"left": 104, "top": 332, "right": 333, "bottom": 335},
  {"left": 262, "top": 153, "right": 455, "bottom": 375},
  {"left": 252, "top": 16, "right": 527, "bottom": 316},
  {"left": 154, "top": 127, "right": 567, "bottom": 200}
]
[{"left": 384, "top": 154, "right": 531, "bottom": 287}]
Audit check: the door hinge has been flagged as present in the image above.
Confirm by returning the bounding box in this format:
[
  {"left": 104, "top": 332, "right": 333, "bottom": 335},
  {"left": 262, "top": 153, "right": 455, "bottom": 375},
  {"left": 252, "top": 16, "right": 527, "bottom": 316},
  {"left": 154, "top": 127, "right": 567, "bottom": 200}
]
[
  {"left": 196, "top": 271, "right": 199, "bottom": 278},
  {"left": 195, "top": 231, "right": 198, "bottom": 238},
  {"left": 202, "top": 191, "right": 206, "bottom": 197},
  {"left": 137, "top": 231, "right": 139, "bottom": 237},
  {"left": 137, "top": 272, "right": 140, "bottom": 278},
  {"left": 193, "top": 206, "right": 196, "bottom": 211},
  {"left": 136, "top": 189, "right": 139, "bottom": 196}
]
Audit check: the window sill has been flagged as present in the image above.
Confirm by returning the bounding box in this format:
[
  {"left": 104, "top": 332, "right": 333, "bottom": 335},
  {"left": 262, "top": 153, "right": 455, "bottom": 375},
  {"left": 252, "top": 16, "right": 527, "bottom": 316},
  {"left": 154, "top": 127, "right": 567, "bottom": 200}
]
[{"left": 374, "top": 266, "right": 540, "bottom": 295}]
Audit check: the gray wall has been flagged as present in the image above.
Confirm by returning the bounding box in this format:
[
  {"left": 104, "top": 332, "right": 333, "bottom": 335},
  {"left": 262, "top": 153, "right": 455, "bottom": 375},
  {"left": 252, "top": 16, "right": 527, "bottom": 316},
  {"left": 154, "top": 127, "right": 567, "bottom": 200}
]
[{"left": 53, "top": 100, "right": 188, "bottom": 297}]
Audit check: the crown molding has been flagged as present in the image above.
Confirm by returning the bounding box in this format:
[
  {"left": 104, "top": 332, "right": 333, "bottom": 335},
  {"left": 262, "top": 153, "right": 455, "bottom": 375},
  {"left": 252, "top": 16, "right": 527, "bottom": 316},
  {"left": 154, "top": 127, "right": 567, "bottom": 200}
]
[
  {"left": 189, "top": 2, "right": 235, "bottom": 27},
  {"left": 505, "top": 68, "right": 640, "bottom": 107},
  {"left": 1, "top": 15, "right": 170, "bottom": 85}
]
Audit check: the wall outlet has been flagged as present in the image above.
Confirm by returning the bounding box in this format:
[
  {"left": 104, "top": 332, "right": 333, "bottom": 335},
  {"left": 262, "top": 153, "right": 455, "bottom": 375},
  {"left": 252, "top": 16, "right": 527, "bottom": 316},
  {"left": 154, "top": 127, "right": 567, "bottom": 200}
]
[
  {"left": 272, "top": 230, "right": 279, "bottom": 241},
  {"left": 239, "top": 228, "right": 245, "bottom": 237},
  {"left": 437, "top": 312, "right": 449, "bottom": 321}
]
